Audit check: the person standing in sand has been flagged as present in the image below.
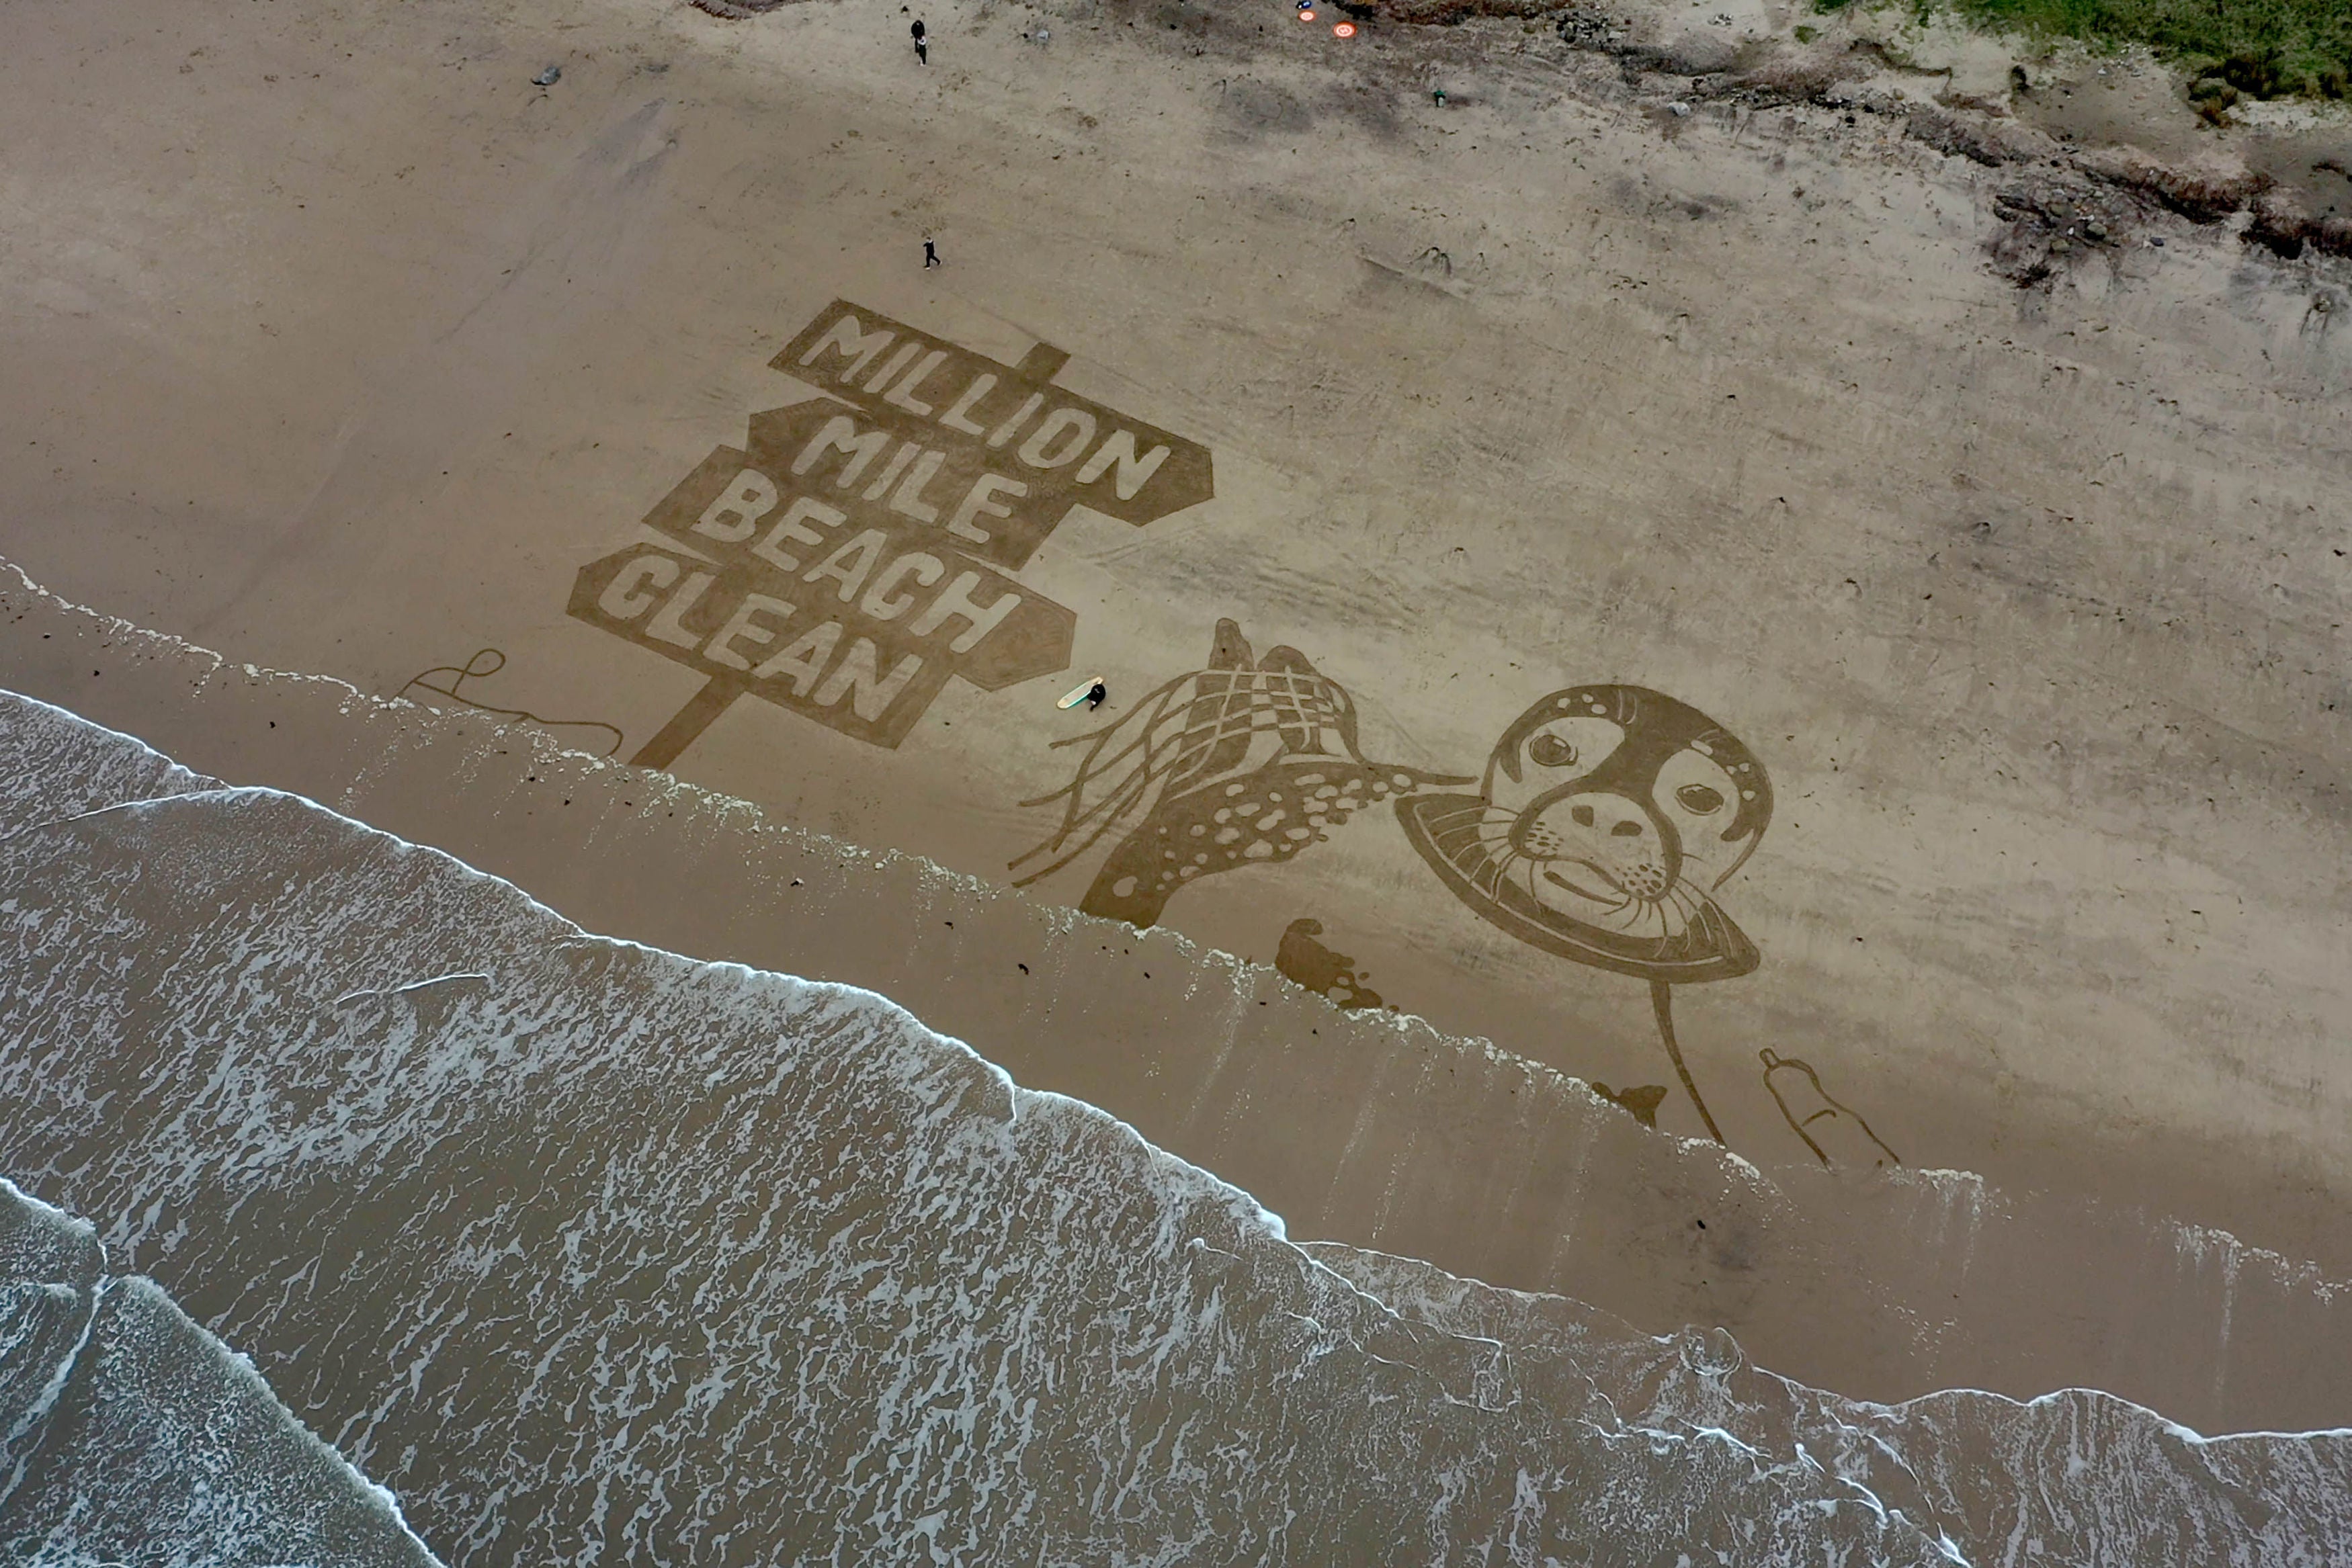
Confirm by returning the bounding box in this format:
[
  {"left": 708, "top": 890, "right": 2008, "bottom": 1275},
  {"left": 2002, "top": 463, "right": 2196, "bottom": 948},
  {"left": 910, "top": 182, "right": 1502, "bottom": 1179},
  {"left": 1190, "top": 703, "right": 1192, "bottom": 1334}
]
[
  {"left": 911, "top": 19, "right": 927, "bottom": 64},
  {"left": 1085, "top": 680, "right": 1107, "bottom": 711},
  {"left": 923, "top": 236, "right": 940, "bottom": 267}
]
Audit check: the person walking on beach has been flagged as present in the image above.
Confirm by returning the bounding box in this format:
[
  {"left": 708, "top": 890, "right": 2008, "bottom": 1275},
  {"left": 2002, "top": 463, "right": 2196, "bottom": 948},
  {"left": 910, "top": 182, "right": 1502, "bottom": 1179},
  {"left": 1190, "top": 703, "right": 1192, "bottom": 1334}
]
[
  {"left": 1085, "top": 680, "right": 1107, "bottom": 711},
  {"left": 923, "top": 236, "right": 940, "bottom": 268},
  {"left": 911, "top": 19, "right": 927, "bottom": 63}
]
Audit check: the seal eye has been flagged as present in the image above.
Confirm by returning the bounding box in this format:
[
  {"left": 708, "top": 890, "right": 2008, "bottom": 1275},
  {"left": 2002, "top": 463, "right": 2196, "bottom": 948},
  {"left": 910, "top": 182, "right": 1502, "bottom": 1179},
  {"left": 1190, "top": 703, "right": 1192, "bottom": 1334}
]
[
  {"left": 1675, "top": 783, "right": 1725, "bottom": 814},
  {"left": 1528, "top": 734, "right": 1579, "bottom": 769}
]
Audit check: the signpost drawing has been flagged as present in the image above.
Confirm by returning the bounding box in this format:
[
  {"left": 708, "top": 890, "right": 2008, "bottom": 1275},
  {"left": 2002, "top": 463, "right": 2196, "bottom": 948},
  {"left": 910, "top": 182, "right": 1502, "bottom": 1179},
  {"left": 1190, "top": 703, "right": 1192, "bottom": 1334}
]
[{"left": 571, "top": 300, "right": 1214, "bottom": 766}]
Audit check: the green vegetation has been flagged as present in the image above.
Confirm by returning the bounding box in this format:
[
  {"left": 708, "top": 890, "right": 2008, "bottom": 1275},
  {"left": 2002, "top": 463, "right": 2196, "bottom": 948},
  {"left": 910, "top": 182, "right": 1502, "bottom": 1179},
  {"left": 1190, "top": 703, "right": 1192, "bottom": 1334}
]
[
  {"left": 1815, "top": 0, "right": 2352, "bottom": 99},
  {"left": 1960, "top": 0, "right": 2352, "bottom": 97}
]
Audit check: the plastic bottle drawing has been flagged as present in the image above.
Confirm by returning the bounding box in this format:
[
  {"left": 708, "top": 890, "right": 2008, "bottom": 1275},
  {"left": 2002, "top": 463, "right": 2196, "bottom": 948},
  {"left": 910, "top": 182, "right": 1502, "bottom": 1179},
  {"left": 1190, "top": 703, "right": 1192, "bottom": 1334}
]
[{"left": 1760, "top": 1049, "right": 1899, "bottom": 1169}]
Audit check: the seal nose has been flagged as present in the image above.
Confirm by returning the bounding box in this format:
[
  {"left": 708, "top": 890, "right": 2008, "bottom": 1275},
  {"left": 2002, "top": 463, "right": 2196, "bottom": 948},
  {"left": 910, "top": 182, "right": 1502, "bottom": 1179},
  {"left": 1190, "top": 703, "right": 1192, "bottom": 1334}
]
[
  {"left": 1568, "top": 798, "right": 1652, "bottom": 839},
  {"left": 1528, "top": 792, "right": 1683, "bottom": 896}
]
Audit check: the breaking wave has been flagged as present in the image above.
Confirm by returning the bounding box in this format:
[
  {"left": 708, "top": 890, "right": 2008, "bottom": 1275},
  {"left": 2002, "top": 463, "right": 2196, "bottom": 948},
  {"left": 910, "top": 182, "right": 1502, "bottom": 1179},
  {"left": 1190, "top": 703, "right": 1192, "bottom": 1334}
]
[
  {"left": 0, "top": 1180, "right": 437, "bottom": 1567},
  {"left": 1, "top": 690, "right": 2347, "bottom": 1565}
]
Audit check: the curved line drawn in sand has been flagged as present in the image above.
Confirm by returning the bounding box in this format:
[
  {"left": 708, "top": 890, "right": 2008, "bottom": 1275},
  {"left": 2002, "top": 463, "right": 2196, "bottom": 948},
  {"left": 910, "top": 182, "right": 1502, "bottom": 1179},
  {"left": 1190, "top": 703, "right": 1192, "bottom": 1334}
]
[
  {"left": 394, "top": 649, "right": 626, "bottom": 758},
  {"left": 1009, "top": 619, "right": 1470, "bottom": 928},
  {"left": 1274, "top": 917, "right": 1390, "bottom": 1010},
  {"left": 1761, "top": 1049, "right": 1901, "bottom": 1168},
  {"left": 1396, "top": 685, "right": 1772, "bottom": 1143}
]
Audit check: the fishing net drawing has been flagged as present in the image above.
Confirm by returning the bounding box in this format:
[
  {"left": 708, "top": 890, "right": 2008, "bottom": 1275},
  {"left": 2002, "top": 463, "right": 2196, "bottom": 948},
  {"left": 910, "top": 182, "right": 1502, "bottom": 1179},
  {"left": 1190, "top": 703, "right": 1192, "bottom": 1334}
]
[{"left": 1010, "top": 619, "right": 1469, "bottom": 927}]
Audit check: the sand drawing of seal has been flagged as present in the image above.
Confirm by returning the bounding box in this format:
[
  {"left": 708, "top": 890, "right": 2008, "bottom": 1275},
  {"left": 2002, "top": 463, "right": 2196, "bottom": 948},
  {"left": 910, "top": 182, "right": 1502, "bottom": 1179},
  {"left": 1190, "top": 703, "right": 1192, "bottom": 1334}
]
[
  {"left": 1398, "top": 685, "right": 1773, "bottom": 1139},
  {"left": 1396, "top": 685, "right": 1771, "bottom": 983},
  {"left": 1017, "top": 648, "right": 1884, "bottom": 1154}
]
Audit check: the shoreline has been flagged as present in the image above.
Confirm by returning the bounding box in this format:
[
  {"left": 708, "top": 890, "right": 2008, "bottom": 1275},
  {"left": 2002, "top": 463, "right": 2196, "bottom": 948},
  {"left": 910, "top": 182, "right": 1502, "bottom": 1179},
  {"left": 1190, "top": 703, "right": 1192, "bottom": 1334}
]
[
  {"left": 8, "top": 566, "right": 2351, "bottom": 1438},
  {"left": 9, "top": 728, "right": 2348, "bottom": 1561}
]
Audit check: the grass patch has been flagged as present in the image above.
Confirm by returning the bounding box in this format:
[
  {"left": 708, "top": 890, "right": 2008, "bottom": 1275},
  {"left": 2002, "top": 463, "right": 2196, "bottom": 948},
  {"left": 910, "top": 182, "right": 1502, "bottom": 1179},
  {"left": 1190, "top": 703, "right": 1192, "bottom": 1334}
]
[{"left": 1945, "top": 0, "right": 2352, "bottom": 97}]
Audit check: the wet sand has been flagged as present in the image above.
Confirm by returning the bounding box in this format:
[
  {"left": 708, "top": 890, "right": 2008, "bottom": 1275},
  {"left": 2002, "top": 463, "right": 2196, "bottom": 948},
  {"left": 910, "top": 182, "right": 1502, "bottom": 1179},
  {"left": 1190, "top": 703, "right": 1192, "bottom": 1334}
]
[
  {"left": 3, "top": 0, "right": 2351, "bottom": 1440},
  {"left": 11, "top": 584, "right": 2352, "bottom": 1441},
  {"left": 13, "top": 705, "right": 2349, "bottom": 1563}
]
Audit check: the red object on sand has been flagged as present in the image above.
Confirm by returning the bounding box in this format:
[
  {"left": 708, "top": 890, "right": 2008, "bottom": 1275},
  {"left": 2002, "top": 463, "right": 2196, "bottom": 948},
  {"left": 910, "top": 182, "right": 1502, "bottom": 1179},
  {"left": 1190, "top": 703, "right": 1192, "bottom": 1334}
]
[
  {"left": 1333, "top": 20, "right": 1355, "bottom": 34},
  {"left": 1296, "top": 7, "right": 1315, "bottom": 17}
]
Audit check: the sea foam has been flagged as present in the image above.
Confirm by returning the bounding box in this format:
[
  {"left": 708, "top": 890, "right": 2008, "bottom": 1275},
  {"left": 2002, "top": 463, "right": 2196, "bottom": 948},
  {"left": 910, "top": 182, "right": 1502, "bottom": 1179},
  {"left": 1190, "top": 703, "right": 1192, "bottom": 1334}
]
[
  {"left": 0, "top": 1180, "right": 438, "bottom": 1567},
  {"left": 1, "top": 692, "right": 2348, "bottom": 1565}
]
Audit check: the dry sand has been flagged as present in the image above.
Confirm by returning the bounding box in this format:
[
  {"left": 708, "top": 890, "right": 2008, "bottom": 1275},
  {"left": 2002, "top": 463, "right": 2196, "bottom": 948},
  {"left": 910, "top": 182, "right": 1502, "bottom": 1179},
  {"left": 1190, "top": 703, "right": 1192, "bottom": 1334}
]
[{"left": 4, "top": 0, "right": 2351, "bottom": 1429}]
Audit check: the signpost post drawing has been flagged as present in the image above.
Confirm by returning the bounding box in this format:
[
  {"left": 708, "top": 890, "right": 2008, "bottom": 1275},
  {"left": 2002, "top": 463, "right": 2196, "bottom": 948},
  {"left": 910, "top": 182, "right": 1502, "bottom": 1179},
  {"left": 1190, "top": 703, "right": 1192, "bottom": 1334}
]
[{"left": 571, "top": 300, "right": 1214, "bottom": 767}]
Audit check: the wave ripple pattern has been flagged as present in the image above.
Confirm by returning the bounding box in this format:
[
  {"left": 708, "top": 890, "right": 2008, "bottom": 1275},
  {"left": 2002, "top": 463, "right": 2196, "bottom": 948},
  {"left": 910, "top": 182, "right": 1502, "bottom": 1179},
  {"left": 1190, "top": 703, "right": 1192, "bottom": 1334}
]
[
  {"left": 0, "top": 1179, "right": 436, "bottom": 1567},
  {"left": 1, "top": 692, "right": 2348, "bottom": 1565}
]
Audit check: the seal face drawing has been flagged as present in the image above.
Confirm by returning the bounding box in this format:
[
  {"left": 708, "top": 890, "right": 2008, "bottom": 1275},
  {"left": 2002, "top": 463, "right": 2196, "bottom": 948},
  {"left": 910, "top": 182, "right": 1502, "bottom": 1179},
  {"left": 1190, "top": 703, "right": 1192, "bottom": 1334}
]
[{"left": 1396, "top": 685, "right": 1773, "bottom": 983}]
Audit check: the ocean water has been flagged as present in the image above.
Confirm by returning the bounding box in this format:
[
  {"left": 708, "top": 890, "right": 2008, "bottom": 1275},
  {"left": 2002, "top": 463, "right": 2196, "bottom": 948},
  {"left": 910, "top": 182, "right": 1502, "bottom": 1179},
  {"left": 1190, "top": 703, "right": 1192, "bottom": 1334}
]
[
  {"left": 0, "top": 1181, "right": 435, "bottom": 1567},
  {"left": 1, "top": 691, "right": 2347, "bottom": 1566}
]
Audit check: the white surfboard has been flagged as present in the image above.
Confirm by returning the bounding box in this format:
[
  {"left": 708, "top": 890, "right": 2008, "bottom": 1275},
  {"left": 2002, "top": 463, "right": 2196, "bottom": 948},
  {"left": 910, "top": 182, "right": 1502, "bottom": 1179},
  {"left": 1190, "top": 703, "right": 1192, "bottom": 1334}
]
[{"left": 1058, "top": 677, "right": 1104, "bottom": 710}]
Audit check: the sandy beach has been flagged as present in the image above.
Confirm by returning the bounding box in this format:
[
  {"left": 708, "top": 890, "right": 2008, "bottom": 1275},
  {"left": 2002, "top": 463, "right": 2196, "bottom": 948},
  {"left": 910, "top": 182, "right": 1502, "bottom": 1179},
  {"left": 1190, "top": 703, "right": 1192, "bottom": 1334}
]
[{"left": 4, "top": 0, "right": 2351, "bottom": 1516}]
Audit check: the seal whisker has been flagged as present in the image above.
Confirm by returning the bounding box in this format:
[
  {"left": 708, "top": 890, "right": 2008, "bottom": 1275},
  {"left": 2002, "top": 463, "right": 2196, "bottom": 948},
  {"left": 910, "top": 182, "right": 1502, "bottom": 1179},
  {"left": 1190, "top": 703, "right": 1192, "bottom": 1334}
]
[{"left": 1474, "top": 844, "right": 1520, "bottom": 898}]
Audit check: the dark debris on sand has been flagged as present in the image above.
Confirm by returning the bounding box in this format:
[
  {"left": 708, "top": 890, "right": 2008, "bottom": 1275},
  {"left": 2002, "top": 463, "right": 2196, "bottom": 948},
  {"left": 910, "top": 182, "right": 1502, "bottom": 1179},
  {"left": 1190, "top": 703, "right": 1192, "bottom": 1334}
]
[{"left": 681, "top": 0, "right": 2352, "bottom": 271}]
